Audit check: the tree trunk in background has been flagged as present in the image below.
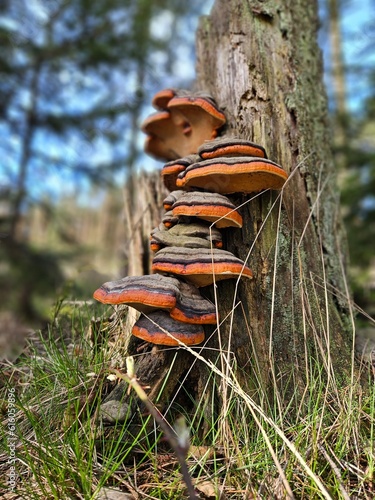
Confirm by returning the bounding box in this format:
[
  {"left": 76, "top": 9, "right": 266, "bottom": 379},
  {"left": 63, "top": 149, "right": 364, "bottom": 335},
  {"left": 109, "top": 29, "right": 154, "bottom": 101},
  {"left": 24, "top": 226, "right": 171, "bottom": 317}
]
[{"left": 111, "top": 0, "right": 355, "bottom": 420}]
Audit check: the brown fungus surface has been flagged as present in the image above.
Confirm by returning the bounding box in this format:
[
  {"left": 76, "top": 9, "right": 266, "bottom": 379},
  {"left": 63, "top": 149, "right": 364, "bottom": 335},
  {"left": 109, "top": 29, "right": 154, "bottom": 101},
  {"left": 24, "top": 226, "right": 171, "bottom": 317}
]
[
  {"left": 141, "top": 111, "right": 191, "bottom": 161},
  {"left": 170, "top": 281, "right": 217, "bottom": 325},
  {"left": 132, "top": 310, "right": 205, "bottom": 346},
  {"left": 163, "top": 190, "right": 185, "bottom": 210},
  {"left": 161, "top": 154, "right": 199, "bottom": 191},
  {"left": 93, "top": 274, "right": 180, "bottom": 313},
  {"left": 150, "top": 221, "right": 223, "bottom": 251},
  {"left": 176, "top": 156, "right": 288, "bottom": 194},
  {"left": 198, "top": 136, "right": 267, "bottom": 160},
  {"left": 152, "top": 246, "right": 253, "bottom": 287},
  {"left": 171, "top": 191, "right": 243, "bottom": 228}
]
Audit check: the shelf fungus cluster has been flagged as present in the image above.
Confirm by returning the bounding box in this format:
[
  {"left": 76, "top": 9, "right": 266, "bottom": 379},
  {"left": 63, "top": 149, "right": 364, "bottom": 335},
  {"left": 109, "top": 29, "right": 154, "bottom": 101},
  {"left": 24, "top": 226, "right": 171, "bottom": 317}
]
[{"left": 93, "top": 89, "right": 288, "bottom": 346}]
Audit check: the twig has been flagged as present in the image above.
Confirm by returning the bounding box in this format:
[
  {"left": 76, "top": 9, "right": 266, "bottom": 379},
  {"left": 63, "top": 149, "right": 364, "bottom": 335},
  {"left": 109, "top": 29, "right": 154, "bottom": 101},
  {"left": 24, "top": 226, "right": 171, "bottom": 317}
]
[
  {"left": 318, "top": 443, "right": 350, "bottom": 500},
  {"left": 112, "top": 358, "right": 198, "bottom": 500}
]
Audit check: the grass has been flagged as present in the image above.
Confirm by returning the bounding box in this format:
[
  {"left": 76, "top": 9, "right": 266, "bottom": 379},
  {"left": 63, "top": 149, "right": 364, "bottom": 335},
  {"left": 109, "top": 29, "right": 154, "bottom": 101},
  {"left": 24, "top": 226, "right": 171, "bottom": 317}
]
[
  {"left": 0, "top": 297, "right": 374, "bottom": 499},
  {"left": 0, "top": 179, "right": 374, "bottom": 498}
]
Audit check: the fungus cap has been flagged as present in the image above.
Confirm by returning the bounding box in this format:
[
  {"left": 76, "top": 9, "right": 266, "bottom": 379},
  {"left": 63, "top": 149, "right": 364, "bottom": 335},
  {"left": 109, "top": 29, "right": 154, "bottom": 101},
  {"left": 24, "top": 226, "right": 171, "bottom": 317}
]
[
  {"left": 151, "top": 88, "right": 177, "bottom": 110},
  {"left": 152, "top": 247, "right": 253, "bottom": 287},
  {"left": 176, "top": 156, "right": 288, "bottom": 194},
  {"left": 161, "top": 154, "right": 199, "bottom": 191},
  {"left": 93, "top": 274, "right": 180, "bottom": 313},
  {"left": 132, "top": 310, "right": 205, "bottom": 346},
  {"left": 171, "top": 191, "right": 243, "bottom": 228},
  {"left": 163, "top": 190, "right": 185, "bottom": 210},
  {"left": 162, "top": 210, "right": 179, "bottom": 228},
  {"left": 150, "top": 221, "right": 223, "bottom": 251},
  {"left": 198, "top": 137, "right": 267, "bottom": 160},
  {"left": 170, "top": 281, "right": 217, "bottom": 324}
]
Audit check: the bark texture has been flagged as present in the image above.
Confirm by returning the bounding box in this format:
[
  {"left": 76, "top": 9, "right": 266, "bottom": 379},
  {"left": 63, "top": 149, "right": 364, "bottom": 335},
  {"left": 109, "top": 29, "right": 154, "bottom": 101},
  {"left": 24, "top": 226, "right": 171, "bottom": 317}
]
[
  {"left": 108, "top": 0, "right": 354, "bottom": 421},
  {"left": 194, "top": 0, "right": 353, "bottom": 399}
]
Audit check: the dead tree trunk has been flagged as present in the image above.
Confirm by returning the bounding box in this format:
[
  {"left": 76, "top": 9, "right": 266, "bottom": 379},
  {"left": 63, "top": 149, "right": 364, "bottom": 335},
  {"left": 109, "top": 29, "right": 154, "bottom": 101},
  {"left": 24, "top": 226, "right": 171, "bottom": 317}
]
[
  {"left": 108, "top": 0, "right": 355, "bottom": 423},
  {"left": 193, "top": 0, "right": 354, "bottom": 401}
]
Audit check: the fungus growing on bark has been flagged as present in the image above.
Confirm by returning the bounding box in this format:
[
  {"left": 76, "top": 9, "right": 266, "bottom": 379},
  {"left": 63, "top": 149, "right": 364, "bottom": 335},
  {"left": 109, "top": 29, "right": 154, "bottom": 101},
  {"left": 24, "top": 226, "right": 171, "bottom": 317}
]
[
  {"left": 198, "top": 137, "right": 267, "bottom": 160},
  {"left": 176, "top": 157, "right": 288, "bottom": 194},
  {"left": 167, "top": 94, "right": 226, "bottom": 154},
  {"left": 170, "top": 281, "right": 217, "bottom": 324},
  {"left": 161, "top": 154, "right": 199, "bottom": 191},
  {"left": 141, "top": 111, "right": 183, "bottom": 161},
  {"left": 93, "top": 274, "right": 180, "bottom": 313},
  {"left": 171, "top": 191, "right": 243, "bottom": 228},
  {"left": 152, "top": 247, "right": 253, "bottom": 287},
  {"left": 143, "top": 91, "right": 227, "bottom": 161},
  {"left": 150, "top": 221, "right": 223, "bottom": 251},
  {"left": 163, "top": 190, "right": 185, "bottom": 211},
  {"left": 151, "top": 88, "right": 177, "bottom": 110},
  {"left": 162, "top": 210, "right": 179, "bottom": 228},
  {"left": 132, "top": 310, "right": 205, "bottom": 346}
]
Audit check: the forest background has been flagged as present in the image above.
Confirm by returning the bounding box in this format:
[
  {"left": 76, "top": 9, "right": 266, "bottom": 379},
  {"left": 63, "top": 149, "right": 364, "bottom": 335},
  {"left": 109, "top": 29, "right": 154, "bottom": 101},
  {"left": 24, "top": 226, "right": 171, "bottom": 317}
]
[{"left": 0, "top": 0, "right": 374, "bottom": 342}]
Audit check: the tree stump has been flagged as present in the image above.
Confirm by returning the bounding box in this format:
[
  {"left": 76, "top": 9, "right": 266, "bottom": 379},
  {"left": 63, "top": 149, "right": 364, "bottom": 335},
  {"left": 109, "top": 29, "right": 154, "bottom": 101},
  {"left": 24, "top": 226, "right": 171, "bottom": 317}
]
[{"left": 105, "top": 0, "right": 355, "bottom": 428}]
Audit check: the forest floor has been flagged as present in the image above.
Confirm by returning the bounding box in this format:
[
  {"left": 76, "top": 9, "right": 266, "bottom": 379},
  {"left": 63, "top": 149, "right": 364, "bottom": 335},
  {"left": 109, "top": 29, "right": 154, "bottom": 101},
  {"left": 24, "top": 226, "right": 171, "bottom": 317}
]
[{"left": 0, "top": 300, "right": 374, "bottom": 499}]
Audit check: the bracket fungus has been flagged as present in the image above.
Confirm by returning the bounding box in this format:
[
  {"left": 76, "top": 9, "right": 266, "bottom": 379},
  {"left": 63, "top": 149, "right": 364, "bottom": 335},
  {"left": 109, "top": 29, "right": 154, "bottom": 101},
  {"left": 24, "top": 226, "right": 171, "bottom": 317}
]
[
  {"left": 132, "top": 310, "right": 205, "bottom": 346},
  {"left": 92, "top": 87, "right": 290, "bottom": 347},
  {"left": 152, "top": 246, "right": 253, "bottom": 287},
  {"left": 198, "top": 137, "right": 267, "bottom": 160},
  {"left": 176, "top": 156, "right": 288, "bottom": 194},
  {"left": 163, "top": 190, "right": 185, "bottom": 211},
  {"left": 93, "top": 274, "right": 181, "bottom": 313},
  {"left": 170, "top": 281, "right": 217, "bottom": 325},
  {"left": 171, "top": 191, "right": 243, "bottom": 228},
  {"left": 142, "top": 90, "right": 227, "bottom": 163},
  {"left": 161, "top": 154, "right": 199, "bottom": 191},
  {"left": 150, "top": 221, "right": 223, "bottom": 252},
  {"left": 141, "top": 111, "right": 186, "bottom": 161},
  {"left": 151, "top": 88, "right": 177, "bottom": 110},
  {"left": 161, "top": 210, "right": 179, "bottom": 228}
]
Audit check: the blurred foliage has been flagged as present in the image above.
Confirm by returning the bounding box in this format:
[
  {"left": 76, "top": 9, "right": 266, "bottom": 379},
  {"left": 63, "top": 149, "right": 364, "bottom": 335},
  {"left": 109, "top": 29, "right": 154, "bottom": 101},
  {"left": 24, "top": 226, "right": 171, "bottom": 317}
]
[
  {"left": 321, "top": 0, "right": 375, "bottom": 312},
  {"left": 0, "top": 0, "right": 210, "bottom": 324}
]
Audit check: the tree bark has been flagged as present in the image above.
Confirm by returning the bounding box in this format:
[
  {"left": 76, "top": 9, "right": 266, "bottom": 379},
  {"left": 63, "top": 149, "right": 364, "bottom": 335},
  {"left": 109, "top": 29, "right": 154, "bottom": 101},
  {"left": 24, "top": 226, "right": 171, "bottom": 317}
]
[
  {"left": 193, "top": 0, "right": 354, "bottom": 401},
  {"left": 109, "top": 0, "right": 355, "bottom": 423}
]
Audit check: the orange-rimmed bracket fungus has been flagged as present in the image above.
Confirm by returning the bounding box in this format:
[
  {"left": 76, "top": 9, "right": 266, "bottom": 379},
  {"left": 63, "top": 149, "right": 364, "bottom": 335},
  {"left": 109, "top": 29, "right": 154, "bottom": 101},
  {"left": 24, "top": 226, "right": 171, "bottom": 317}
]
[
  {"left": 142, "top": 91, "right": 227, "bottom": 162},
  {"left": 170, "top": 281, "right": 217, "bottom": 325},
  {"left": 166, "top": 94, "right": 226, "bottom": 158},
  {"left": 161, "top": 210, "right": 179, "bottom": 228},
  {"left": 132, "top": 310, "right": 205, "bottom": 346},
  {"left": 171, "top": 191, "right": 243, "bottom": 229},
  {"left": 198, "top": 136, "right": 267, "bottom": 160},
  {"left": 162, "top": 190, "right": 185, "bottom": 211},
  {"left": 151, "top": 88, "right": 177, "bottom": 110},
  {"left": 161, "top": 154, "right": 199, "bottom": 191},
  {"left": 176, "top": 156, "right": 288, "bottom": 194},
  {"left": 93, "top": 274, "right": 181, "bottom": 313},
  {"left": 152, "top": 246, "right": 253, "bottom": 287},
  {"left": 141, "top": 111, "right": 186, "bottom": 161},
  {"left": 150, "top": 221, "right": 223, "bottom": 252}
]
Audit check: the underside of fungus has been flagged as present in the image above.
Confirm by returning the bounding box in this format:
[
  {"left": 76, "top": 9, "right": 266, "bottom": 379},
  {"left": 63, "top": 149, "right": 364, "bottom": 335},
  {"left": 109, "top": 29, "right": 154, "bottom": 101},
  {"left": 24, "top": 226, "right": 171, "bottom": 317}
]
[
  {"left": 132, "top": 310, "right": 205, "bottom": 346},
  {"left": 141, "top": 111, "right": 188, "bottom": 161},
  {"left": 152, "top": 246, "right": 253, "bottom": 287},
  {"left": 142, "top": 92, "right": 227, "bottom": 162}
]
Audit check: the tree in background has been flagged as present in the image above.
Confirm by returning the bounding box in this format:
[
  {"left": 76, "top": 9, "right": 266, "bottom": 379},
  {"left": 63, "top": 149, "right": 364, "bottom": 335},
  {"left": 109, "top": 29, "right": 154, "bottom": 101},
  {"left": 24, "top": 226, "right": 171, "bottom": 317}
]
[
  {"left": 323, "top": 0, "right": 375, "bottom": 315},
  {"left": 0, "top": 0, "right": 207, "bottom": 322}
]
